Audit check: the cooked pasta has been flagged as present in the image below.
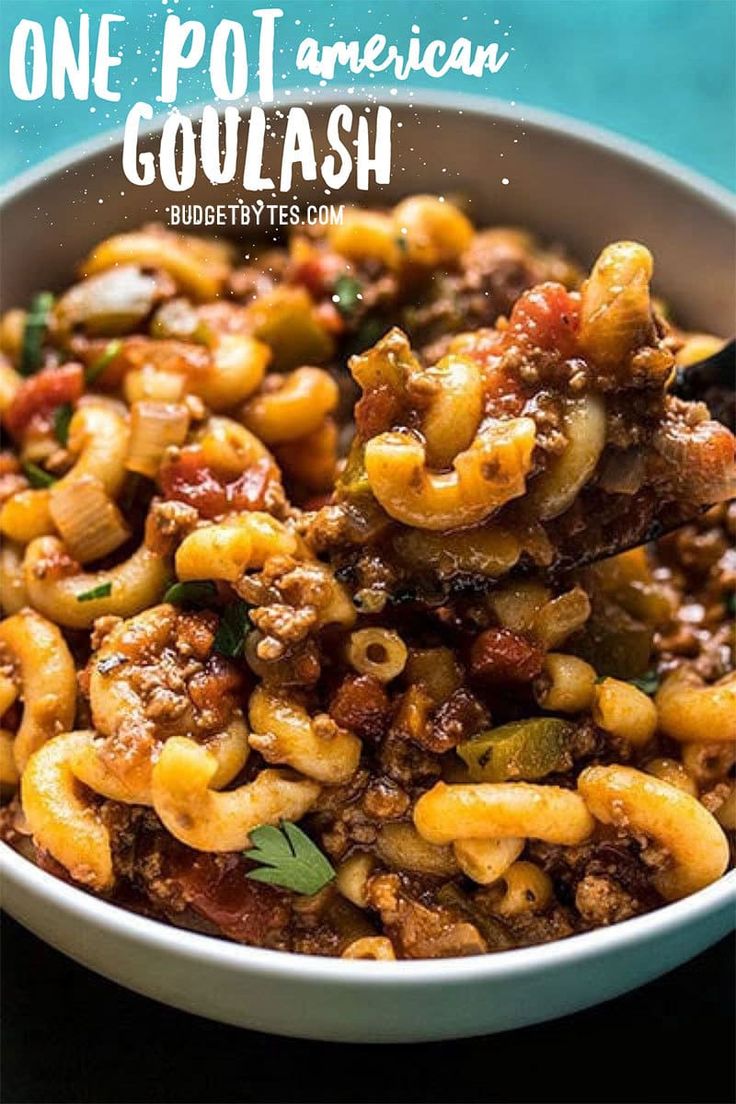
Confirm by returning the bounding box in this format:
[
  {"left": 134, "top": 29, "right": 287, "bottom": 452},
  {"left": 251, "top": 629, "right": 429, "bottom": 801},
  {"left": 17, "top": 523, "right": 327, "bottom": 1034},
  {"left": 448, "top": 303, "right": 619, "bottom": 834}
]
[
  {"left": 342, "top": 936, "right": 396, "bottom": 960},
  {"left": 453, "top": 836, "right": 524, "bottom": 886},
  {"left": 592, "top": 677, "right": 658, "bottom": 748},
  {"left": 491, "top": 861, "right": 554, "bottom": 916},
  {"left": 346, "top": 627, "right": 408, "bottom": 683},
  {"left": 578, "top": 765, "right": 729, "bottom": 900},
  {"left": 151, "top": 736, "right": 321, "bottom": 851},
  {"left": 0, "top": 203, "right": 733, "bottom": 960}
]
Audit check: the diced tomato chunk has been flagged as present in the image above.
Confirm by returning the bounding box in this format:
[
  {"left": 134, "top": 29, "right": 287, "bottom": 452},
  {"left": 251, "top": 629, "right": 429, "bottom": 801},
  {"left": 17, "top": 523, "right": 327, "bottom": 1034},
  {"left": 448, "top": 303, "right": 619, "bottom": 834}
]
[
  {"left": 184, "top": 855, "right": 290, "bottom": 944},
  {"left": 4, "top": 362, "right": 84, "bottom": 438},
  {"left": 150, "top": 840, "right": 291, "bottom": 946},
  {"left": 507, "top": 283, "right": 580, "bottom": 357},
  {"left": 469, "top": 627, "right": 545, "bottom": 683},
  {"left": 313, "top": 300, "right": 345, "bottom": 336},
  {"left": 329, "top": 673, "right": 390, "bottom": 741},
  {"left": 291, "top": 250, "right": 346, "bottom": 298},
  {"left": 159, "top": 445, "right": 278, "bottom": 519},
  {"left": 0, "top": 451, "right": 20, "bottom": 478},
  {"left": 188, "top": 655, "right": 247, "bottom": 728},
  {"left": 451, "top": 329, "right": 526, "bottom": 416},
  {"left": 355, "top": 383, "right": 402, "bottom": 440},
  {"left": 482, "top": 363, "right": 526, "bottom": 417}
]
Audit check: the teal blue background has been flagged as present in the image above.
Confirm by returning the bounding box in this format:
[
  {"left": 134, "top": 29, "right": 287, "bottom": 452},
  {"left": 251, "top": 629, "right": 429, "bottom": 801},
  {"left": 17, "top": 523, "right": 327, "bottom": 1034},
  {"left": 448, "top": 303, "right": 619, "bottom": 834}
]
[{"left": 1, "top": 0, "right": 734, "bottom": 188}]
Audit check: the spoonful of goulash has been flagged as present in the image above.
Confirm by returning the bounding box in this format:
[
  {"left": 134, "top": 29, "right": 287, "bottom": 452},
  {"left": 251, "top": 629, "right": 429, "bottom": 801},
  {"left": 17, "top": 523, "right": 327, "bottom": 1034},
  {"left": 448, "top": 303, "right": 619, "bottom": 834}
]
[{"left": 314, "top": 241, "right": 735, "bottom": 599}]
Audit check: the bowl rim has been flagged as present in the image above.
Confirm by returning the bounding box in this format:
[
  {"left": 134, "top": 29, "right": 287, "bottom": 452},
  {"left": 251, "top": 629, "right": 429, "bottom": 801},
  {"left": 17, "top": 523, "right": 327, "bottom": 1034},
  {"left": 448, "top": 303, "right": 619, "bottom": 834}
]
[
  {"left": 3, "top": 843, "right": 735, "bottom": 982},
  {"left": 1, "top": 90, "right": 734, "bottom": 983},
  {"left": 1, "top": 88, "right": 734, "bottom": 213}
]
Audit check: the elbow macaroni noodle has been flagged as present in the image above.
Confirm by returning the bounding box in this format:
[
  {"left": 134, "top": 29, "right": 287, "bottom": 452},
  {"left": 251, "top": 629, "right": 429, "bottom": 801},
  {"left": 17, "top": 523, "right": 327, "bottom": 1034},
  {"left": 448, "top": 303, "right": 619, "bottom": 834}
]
[
  {"left": 0, "top": 609, "right": 76, "bottom": 769},
  {"left": 23, "top": 533, "right": 170, "bottom": 629},
  {"left": 249, "top": 686, "right": 361, "bottom": 784},
  {"left": 176, "top": 512, "right": 302, "bottom": 583},
  {"left": 346, "top": 628, "right": 408, "bottom": 683},
  {"left": 578, "top": 241, "right": 655, "bottom": 368},
  {"left": 240, "top": 367, "right": 338, "bottom": 444},
  {"left": 534, "top": 653, "right": 597, "bottom": 714},
  {"left": 414, "top": 782, "right": 595, "bottom": 846},
  {"left": 0, "top": 729, "right": 19, "bottom": 790},
  {"left": 0, "top": 541, "right": 28, "bottom": 615},
  {"left": 0, "top": 402, "right": 129, "bottom": 544},
  {"left": 412, "top": 354, "right": 484, "bottom": 470},
  {"left": 69, "top": 721, "right": 249, "bottom": 806},
  {"left": 151, "top": 736, "right": 321, "bottom": 852},
  {"left": 578, "top": 765, "right": 729, "bottom": 900},
  {"left": 0, "top": 211, "right": 733, "bottom": 960},
  {"left": 342, "top": 936, "right": 396, "bottom": 960},
  {"left": 592, "top": 677, "right": 658, "bottom": 747},
  {"left": 364, "top": 418, "right": 537, "bottom": 531},
  {"left": 492, "top": 861, "right": 554, "bottom": 916},
  {"left": 453, "top": 836, "right": 524, "bottom": 885},
  {"left": 21, "top": 731, "right": 114, "bottom": 891},
  {"left": 655, "top": 669, "right": 736, "bottom": 744},
  {"left": 83, "top": 227, "right": 232, "bottom": 301}
]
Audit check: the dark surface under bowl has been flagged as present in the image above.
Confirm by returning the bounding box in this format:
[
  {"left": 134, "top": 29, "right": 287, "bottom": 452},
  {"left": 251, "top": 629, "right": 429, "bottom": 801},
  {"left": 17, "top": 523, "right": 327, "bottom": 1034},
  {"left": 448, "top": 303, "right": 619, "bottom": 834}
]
[{"left": 2, "top": 913, "right": 734, "bottom": 1104}]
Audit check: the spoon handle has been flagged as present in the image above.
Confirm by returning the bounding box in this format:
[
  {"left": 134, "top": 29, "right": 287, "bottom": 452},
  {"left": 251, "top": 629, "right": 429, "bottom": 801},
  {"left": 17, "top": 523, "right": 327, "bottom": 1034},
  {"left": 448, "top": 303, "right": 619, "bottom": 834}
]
[{"left": 672, "top": 338, "right": 735, "bottom": 430}]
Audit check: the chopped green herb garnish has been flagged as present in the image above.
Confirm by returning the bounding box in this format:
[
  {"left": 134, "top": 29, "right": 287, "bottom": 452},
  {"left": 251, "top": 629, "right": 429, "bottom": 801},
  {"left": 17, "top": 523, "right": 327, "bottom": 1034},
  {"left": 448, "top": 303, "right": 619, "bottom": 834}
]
[
  {"left": 20, "top": 292, "right": 54, "bottom": 376},
  {"left": 118, "top": 471, "right": 147, "bottom": 514},
  {"left": 53, "top": 402, "right": 74, "bottom": 446},
  {"left": 628, "top": 670, "right": 661, "bottom": 696},
  {"left": 21, "top": 460, "right": 57, "bottom": 488},
  {"left": 348, "top": 316, "right": 385, "bottom": 356},
  {"left": 246, "top": 821, "right": 335, "bottom": 896},
  {"left": 394, "top": 234, "right": 408, "bottom": 253},
  {"left": 77, "top": 582, "right": 113, "bottom": 603},
  {"left": 213, "top": 600, "right": 252, "bottom": 658},
  {"left": 727, "top": 592, "right": 736, "bottom": 618},
  {"left": 85, "top": 339, "right": 122, "bottom": 384},
  {"left": 164, "top": 580, "right": 218, "bottom": 609},
  {"left": 595, "top": 670, "right": 660, "bottom": 694},
  {"left": 333, "top": 274, "right": 363, "bottom": 319}
]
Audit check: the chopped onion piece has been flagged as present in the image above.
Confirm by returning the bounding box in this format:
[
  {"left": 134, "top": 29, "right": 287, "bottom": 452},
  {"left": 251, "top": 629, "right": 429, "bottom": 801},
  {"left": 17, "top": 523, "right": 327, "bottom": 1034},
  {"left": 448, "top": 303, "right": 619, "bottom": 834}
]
[
  {"left": 123, "top": 365, "right": 187, "bottom": 404},
  {"left": 127, "top": 401, "right": 190, "bottom": 478},
  {"left": 598, "top": 448, "right": 646, "bottom": 495},
  {"left": 527, "top": 395, "right": 606, "bottom": 520},
  {"left": 49, "top": 475, "right": 130, "bottom": 563}
]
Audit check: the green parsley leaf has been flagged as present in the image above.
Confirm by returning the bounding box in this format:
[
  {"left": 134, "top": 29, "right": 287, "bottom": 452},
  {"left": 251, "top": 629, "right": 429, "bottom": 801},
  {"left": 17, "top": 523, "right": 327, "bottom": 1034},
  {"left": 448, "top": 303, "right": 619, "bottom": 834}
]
[
  {"left": 348, "top": 316, "right": 385, "bottom": 356},
  {"left": 246, "top": 821, "right": 335, "bottom": 896},
  {"left": 119, "top": 471, "right": 147, "bottom": 514},
  {"left": 77, "top": 582, "right": 113, "bottom": 603},
  {"left": 20, "top": 291, "right": 54, "bottom": 376},
  {"left": 628, "top": 670, "right": 661, "bottom": 696},
  {"left": 213, "top": 600, "right": 251, "bottom": 658},
  {"left": 727, "top": 592, "right": 736, "bottom": 618},
  {"left": 164, "top": 580, "right": 219, "bottom": 609},
  {"left": 85, "top": 339, "right": 123, "bottom": 384},
  {"left": 21, "top": 460, "right": 57, "bottom": 488},
  {"left": 333, "top": 274, "right": 363, "bottom": 319},
  {"left": 53, "top": 402, "right": 74, "bottom": 446},
  {"left": 394, "top": 235, "right": 408, "bottom": 253}
]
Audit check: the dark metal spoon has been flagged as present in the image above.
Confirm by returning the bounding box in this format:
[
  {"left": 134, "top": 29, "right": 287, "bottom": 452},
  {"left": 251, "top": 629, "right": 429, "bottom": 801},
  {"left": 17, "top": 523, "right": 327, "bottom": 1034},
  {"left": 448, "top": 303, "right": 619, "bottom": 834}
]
[
  {"left": 533, "top": 338, "right": 735, "bottom": 576},
  {"left": 672, "top": 338, "right": 735, "bottom": 430}
]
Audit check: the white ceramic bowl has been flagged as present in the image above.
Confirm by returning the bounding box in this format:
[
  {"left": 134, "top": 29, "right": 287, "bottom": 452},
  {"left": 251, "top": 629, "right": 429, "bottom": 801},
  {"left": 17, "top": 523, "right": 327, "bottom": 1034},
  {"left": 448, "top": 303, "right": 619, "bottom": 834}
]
[{"left": 1, "top": 93, "right": 734, "bottom": 1042}]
